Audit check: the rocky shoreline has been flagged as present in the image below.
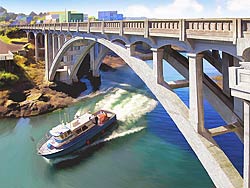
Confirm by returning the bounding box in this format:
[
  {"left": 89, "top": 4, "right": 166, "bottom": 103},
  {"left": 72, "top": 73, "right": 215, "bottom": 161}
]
[
  {"left": 0, "top": 84, "right": 79, "bottom": 118},
  {"left": 0, "top": 55, "right": 126, "bottom": 119}
]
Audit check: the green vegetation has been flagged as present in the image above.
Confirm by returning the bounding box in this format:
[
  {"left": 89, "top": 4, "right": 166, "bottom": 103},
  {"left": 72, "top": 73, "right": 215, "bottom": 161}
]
[
  {"left": 0, "top": 71, "right": 19, "bottom": 87},
  {"left": 14, "top": 54, "right": 28, "bottom": 69},
  {"left": 0, "top": 27, "right": 27, "bottom": 44},
  {"left": 14, "top": 54, "right": 44, "bottom": 85},
  {"left": 0, "top": 34, "right": 11, "bottom": 43}
]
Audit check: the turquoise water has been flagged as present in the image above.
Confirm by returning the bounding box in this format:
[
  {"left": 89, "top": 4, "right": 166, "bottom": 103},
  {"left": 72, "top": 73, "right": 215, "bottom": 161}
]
[{"left": 0, "top": 60, "right": 242, "bottom": 188}]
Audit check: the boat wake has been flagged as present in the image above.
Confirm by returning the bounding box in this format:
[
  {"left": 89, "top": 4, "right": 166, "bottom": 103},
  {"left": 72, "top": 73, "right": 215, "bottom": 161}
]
[
  {"left": 89, "top": 126, "right": 145, "bottom": 146},
  {"left": 76, "top": 87, "right": 158, "bottom": 124}
]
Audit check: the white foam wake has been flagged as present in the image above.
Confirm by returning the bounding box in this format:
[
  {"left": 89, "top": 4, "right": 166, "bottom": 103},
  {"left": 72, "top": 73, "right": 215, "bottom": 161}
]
[
  {"left": 90, "top": 126, "right": 145, "bottom": 146},
  {"left": 94, "top": 88, "right": 158, "bottom": 122},
  {"left": 44, "top": 126, "right": 145, "bottom": 164}
]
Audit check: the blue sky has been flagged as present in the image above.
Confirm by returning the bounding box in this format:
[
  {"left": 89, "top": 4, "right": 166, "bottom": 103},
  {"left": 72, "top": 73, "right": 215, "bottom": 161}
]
[{"left": 1, "top": 0, "right": 250, "bottom": 18}]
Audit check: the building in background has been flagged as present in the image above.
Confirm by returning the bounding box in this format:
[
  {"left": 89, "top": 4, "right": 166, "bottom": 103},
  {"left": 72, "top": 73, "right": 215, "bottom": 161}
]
[
  {"left": 58, "top": 11, "right": 86, "bottom": 22},
  {"left": 26, "top": 16, "right": 33, "bottom": 24},
  {"left": 44, "top": 14, "right": 59, "bottom": 23},
  {"left": 15, "top": 14, "right": 27, "bottom": 25},
  {"left": 68, "top": 11, "right": 84, "bottom": 22},
  {"left": 98, "top": 11, "right": 123, "bottom": 21},
  {"left": 83, "top": 14, "right": 88, "bottom": 21}
]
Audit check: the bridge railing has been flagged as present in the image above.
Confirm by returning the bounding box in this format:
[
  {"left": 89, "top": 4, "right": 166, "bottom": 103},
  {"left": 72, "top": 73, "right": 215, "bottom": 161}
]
[
  {"left": 185, "top": 19, "right": 235, "bottom": 41},
  {"left": 149, "top": 19, "right": 180, "bottom": 38},
  {"left": 104, "top": 21, "right": 121, "bottom": 34},
  {"left": 16, "top": 18, "right": 250, "bottom": 42},
  {"left": 89, "top": 21, "right": 102, "bottom": 32},
  {"left": 123, "top": 20, "right": 145, "bottom": 35},
  {"left": 78, "top": 22, "right": 88, "bottom": 32},
  {"left": 241, "top": 19, "right": 250, "bottom": 38}
]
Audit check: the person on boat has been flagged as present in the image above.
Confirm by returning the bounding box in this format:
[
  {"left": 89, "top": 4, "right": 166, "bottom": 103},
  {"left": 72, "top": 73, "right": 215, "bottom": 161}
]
[{"left": 97, "top": 111, "right": 108, "bottom": 124}]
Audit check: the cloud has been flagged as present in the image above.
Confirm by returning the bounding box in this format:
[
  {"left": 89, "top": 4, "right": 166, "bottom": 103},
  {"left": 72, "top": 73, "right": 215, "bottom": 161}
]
[
  {"left": 215, "top": 5, "right": 222, "bottom": 16},
  {"left": 123, "top": 0, "right": 204, "bottom": 18},
  {"left": 226, "top": 0, "right": 250, "bottom": 11}
]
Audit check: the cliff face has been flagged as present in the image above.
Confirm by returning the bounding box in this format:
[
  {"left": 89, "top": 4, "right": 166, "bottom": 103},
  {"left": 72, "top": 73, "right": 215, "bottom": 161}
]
[
  {"left": 0, "top": 6, "right": 18, "bottom": 22},
  {"left": 0, "top": 6, "right": 7, "bottom": 17}
]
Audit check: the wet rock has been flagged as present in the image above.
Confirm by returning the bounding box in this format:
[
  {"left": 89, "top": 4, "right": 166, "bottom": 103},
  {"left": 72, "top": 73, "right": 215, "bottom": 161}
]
[
  {"left": 5, "top": 100, "right": 20, "bottom": 110},
  {"left": 8, "top": 92, "right": 26, "bottom": 102},
  {"left": 26, "top": 92, "right": 42, "bottom": 101}
]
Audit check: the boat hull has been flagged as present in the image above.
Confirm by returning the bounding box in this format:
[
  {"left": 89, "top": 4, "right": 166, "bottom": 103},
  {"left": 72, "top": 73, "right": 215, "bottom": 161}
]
[{"left": 39, "top": 114, "right": 116, "bottom": 159}]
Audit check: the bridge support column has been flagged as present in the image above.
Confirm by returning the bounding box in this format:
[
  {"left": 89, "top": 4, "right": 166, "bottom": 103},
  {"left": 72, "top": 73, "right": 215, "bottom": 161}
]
[
  {"left": 244, "top": 101, "right": 250, "bottom": 188},
  {"left": 44, "top": 33, "right": 52, "bottom": 81},
  {"left": 234, "top": 98, "right": 244, "bottom": 120},
  {"left": 90, "top": 45, "right": 95, "bottom": 72},
  {"left": 48, "top": 34, "right": 53, "bottom": 69},
  {"left": 188, "top": 53, "right": 205, "bottom": 133},
  {"left": 52, "top": 34, "right": 58, "bottom": 59},
  {"left": 91, "top": 44, "right": 109, "bottom": 77},
  {"left": 126, "top": 44, "right": 136, "bottom": 57},
  {"left": 58, "top": 35, "right": 64, "bottom": 50},
  {"left": 90, "top": 43, "right": 100, "bottom": 76},
  {"left": 34, "top": 33, "right": 39, "bottom": 62},
  {"left": 222, "top": 52, "right": 233, "bottom": 97},
  {"left": 151, "top": 48, "right": 164, "bottom": 84},
  {"left": 229, "top": 62, "right": 250, "bottom": 187},
  {"left": 44, "top": 33, "right": 49, "bottom": 80}
]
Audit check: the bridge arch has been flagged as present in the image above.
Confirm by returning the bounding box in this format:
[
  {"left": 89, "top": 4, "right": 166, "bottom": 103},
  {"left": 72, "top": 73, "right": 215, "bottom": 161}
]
[
  {"left": 49, "top": 36, "right": 155, "bottom": 81},
  {"left": 69, "top": 41, "right": 96, "bottom": 81},
  {"left": 49, "top": 37, "right": 86, "bottom": 80},
  {"left": 27, "top": 31, "right": 35, "bottom": 41},
  {"left": 192, "top": 41, "right": 239, "bottom": 58},
  {"left": 110, "top": 35, "right": 129, "bottom": 45},
  {"left": 128, "top": 36, "right": 155, "bottom": 48}
]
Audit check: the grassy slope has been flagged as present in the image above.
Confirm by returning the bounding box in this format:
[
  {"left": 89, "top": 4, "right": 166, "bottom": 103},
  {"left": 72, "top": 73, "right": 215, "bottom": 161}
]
[{"left": 0, "top": 35, "right": 27, "bottom": 44}]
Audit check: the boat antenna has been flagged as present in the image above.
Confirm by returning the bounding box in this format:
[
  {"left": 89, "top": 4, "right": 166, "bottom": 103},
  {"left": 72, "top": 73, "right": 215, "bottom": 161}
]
[
  {"left": 59, "top": 110, "right": 62, "bottom": 123},
  {"left": 64, "top": 112, "right": 67, "bottom": 123},
  {"left": 68, "top": 112, "right": 70, "bottom": 123}
]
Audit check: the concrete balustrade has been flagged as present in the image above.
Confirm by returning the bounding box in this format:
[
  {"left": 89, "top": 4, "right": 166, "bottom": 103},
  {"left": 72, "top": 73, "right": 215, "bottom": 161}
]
[
  {"left": 123, "top": 21, "right": 144, "bottom": 35},
  {"left": 78, "top": 22, "right": 88, "bottom": 32},
  {"left": 185, "top": 19, "right": 235, "bottom": 41},
  {"left": 89, "top": 21, "right": 102, "bottom": 32},
  {"left": 103, "top": 21, "right": 120, "bottom": 34},
  {"left": 241, "top": 19, "right": 250, "bottom": 38},
  {"left": 69, "top": 22, "right": 77, "bottom": 31},
  {"left": 149, "top": 20, "right": 180, "bottom": 38},
  {"left": 17, "top": 18, "right": 249, "bottom": 43}
]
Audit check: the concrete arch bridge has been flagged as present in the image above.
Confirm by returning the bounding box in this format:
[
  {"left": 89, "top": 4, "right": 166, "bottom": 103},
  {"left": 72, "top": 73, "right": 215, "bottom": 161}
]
[{"left": 18, "top": 18, "right": 250, "bottom": 188}]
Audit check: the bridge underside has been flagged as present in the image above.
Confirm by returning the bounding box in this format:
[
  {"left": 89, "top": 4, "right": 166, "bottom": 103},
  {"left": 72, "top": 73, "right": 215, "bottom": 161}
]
[{"left": 24, "top": 29, "right": 250, "bottom": 188}]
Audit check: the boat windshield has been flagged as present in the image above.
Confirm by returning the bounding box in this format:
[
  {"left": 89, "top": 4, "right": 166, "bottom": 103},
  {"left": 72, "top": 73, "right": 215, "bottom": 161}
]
[{"left": 49, "top": 123, "right": 70, "bottom": 137}]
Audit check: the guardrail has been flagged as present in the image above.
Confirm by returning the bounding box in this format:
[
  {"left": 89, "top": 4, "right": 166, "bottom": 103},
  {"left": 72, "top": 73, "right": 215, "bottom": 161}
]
[{"left": 16, "top": 18, "right": 250, "bottom": 43}]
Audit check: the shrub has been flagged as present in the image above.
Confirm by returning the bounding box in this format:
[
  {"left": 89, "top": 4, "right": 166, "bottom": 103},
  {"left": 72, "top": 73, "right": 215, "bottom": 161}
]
[
  {"left": 6, "top": 27, "right": 26, "bottom": 38},
  {"left": 0, "top": 71, "right": 19, "bottom": 87},
  {"left": 14, "top": 54, "right": 28, "bottom": 68}
]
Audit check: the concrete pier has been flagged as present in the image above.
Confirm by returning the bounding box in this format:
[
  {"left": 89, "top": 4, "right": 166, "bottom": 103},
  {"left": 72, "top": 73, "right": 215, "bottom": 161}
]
[
  {"left": 188, "top": 53, "right": 205, "bottom": 133},
  {"left": 244, "top": 101, "right": 250, "bottom": 188}
]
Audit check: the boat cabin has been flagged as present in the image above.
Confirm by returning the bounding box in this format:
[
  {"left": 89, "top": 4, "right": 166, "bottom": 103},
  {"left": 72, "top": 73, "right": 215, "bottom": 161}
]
[{"left": 49, "top": 123, "right": 73, "bottom": 143}]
